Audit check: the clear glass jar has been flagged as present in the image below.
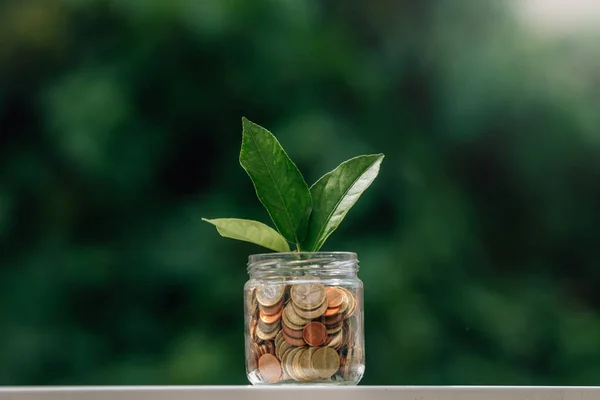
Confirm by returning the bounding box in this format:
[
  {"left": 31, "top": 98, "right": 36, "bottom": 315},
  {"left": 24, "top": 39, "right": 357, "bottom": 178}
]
[{"left": 244, "top": 252, "right": 365, "bottom": 385}]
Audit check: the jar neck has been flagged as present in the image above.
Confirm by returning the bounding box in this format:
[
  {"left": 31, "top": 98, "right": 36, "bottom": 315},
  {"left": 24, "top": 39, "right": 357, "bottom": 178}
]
[{"left": 247, "top": 252, "right": 359, "bottom": 279}]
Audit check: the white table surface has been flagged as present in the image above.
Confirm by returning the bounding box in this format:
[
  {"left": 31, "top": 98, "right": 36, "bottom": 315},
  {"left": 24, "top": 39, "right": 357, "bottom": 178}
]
[{"left": 0, "top": 386, "right": 599, "bottom": 400}]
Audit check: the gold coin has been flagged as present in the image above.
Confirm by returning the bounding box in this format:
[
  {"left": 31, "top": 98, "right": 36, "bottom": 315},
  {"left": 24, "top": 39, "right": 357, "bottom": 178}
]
[
  {"left": 292, "top": 347, "right": 309, "bottom": 382},
  {"left": 311, "top": 347, "right": 340, "bottom": 379},
  {"left": 327, "top": 324, "right": 343, "bottom": 335},
  {"left": 292, "top": 300, "right": 328, "bottom": 319},
  {"left": 275, "top": 330, "right": 284, "bottom": 348},
  {"left": 256, "top": 325, "right": 279, "bottom": 341},
  {"left": 279, "top": 348, "right": 292, "bottom": 377},
  {"left": 299, "top": 347, "right": 318, "bottom": 381},
  {"left": 276, "top": 339, "right": 291, "bottom": 361},
  {"left": 281, "top": 370, "right": 292, "bottom": 382},
  {"left": 256, "top": 283, "right": 285, "bottom": 307},
  {"left": 283, "top": 347, "right": 303, "bottom": 381},
  {"left": 340, "top": 288, "right": 358, "bottom": 318},
  {"left": 336, "top": 290, "right": 349, "bottom": 315},
  {"left": 283, "top": 304, "right": 310, "bottom": 327},
  {"left": 327, "top": 331, "right": 343, "bottom": 349},
  {"left": 258, "top": 318, "right": 280, "bottom": 334},
  {"left": 291, "top": 283, "right": 326, "bottom": 310},
  {"left": 282, "top": 310, "right": 305, "bottom": 331}
]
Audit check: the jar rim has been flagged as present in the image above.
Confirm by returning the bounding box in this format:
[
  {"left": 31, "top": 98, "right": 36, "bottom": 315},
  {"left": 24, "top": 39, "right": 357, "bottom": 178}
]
[
  {"left": 248, "top": 251, "right": 357, "bottom": 263},
  {"left": 247, "top": 252, "right": 358, "bottom": 276}
]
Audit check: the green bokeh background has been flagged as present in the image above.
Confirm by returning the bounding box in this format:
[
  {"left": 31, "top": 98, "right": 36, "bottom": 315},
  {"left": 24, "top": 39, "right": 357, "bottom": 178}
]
[{"left": 2, "top": 0, "right": 600, "bottom": 386}]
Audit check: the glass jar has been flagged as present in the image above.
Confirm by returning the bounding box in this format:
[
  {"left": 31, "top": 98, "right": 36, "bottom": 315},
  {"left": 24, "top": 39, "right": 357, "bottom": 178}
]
[{"left": 244, "top": 252, "right": 364, "bottom": 385}]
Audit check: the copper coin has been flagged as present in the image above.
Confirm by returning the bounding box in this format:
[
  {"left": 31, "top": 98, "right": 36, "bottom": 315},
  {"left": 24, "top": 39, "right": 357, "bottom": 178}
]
[
  {"left": 283, "top": 331, "right": 306, "bottom": 347},
  {"left": 260, "top": 307, "right": 283, "bottom": 324},
  {"left": 282, "top": 321, "right": 305, "bottom": 339},
  {"left": 260, "top": 299, "right": 284, "bottom": 315},
  {"left": 325, "top": 287, "right": 344, "bottom": 309},
  {"left": 323, "top": 306, "right": 340, "bottom": 317},
  {"left": 258, "top": 353, "right": 282, "bottom": 383},
  {"left": 322, "top": 312, "right": 344, "bottom": 326},
  {"left": 303, "top": 321, "right": 328, "bottom": 347}
]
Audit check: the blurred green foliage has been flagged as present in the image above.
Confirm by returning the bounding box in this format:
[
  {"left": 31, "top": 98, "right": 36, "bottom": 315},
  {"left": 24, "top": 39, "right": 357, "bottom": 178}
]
[{"left": 1, "top": 0, "right": 600, "bottom": 386}]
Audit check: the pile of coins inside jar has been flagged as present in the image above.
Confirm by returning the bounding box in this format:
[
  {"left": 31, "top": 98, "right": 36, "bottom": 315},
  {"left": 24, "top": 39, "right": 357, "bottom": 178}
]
[{"left": 246, "top": 280, "right": 361, "bottom": 384}]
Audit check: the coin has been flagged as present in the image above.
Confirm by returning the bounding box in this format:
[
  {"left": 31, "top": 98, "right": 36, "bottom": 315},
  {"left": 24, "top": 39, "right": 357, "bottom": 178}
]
[
  {"left": 303, "top": 322, "right": 328, "bottom": 347},
  {"left": 265, "top": 340, "right": 276, "bottom": 355},
  {"left": 256, "top": 325, "right": 279, "bottom": 340},
  {"left": 299, "top": 347, "right": 317, "bottom": 381},
  {"left": 322, "top": 312, "right": 344, "bottom": 326},
  {"left": 260, "top": 306, "right": 284, "bottom": 324},
  {"left": 283, "top": 331, "right": 306, "bottom": 347},
  {"left": 336, "top": 290, "right": 349, "bottom": 315},
  {"left": 282, "top": 311, "right": 306, "bottom": 331},
  {"left": 311, "top": 347, "right": 340, "bottom": 379},
  {"left": 291, "top": 348, "right": 309, "bottom": 382},
  {"left": 292, "top": 300, "right": 328, "bottom": 319},
  {"left": 275, "top": 330, "right": 284, "bottom": 347},
  {"left": 258, "top": 354, "right": 282, "bottom": 383},
  {"left": 283, "top": 303, "right": 310, "bottom": 327},
  {"left": 259, "top": 298, "right": 284, "bottom": 315},
  {"left": 282, "top": 322, "right": 305, "bottom": 339},
  {"left": 282, "top": 347, "right": 303, "bottom": 380},
  {"left": 325, "top": 287, "right": 344, "bottom": 308},
  {"left": 327, "top": 323, "right": 343, "bottom": 334},
  {"left": 276, "top": 339, "right": 291, "bottom": 360},
  {"left": 323, "top": 306, "right": 340, "bottom": 317},
  {"left": 280, "top": 346, "right": 295, "bottom": 376},
  {"left": 257, "top": 283, "right": 285, "bottom": 307},
  {"left": 327, "top": 330, "right": 343, "bottom": 349},
  {"left": 258, "top": 318, "right": 280, "bottom": 334},
  {"left": 291, "top": 283, "right": 326, "bottom": 310}
]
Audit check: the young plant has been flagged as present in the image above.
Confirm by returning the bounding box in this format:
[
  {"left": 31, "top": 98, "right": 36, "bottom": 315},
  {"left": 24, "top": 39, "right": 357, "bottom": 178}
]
[{"left": 203, "top": 117, "right": 384, "bottom": 252}]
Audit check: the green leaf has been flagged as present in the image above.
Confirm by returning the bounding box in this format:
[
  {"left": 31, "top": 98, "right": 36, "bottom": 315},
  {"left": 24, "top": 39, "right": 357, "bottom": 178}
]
[
  {"left": 202, "top": 218, "right": 291, "bottom": 252},
  {"left": 302, "top": 154, "right": 385, "bottom": 251},
  {"left": 239, "top": 117, "right": 312, "bottom": 246}
]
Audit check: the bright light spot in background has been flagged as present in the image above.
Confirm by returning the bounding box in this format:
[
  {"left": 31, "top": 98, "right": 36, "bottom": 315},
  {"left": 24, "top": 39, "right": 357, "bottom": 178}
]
[{"left": 520, "top": 0, "right": 600, "bottom": 36}]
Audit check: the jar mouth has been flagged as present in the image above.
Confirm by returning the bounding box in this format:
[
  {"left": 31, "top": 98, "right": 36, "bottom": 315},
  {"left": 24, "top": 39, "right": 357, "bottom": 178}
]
[{"left": 247, "top": 252, "right": 358, "bottom": 276}]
